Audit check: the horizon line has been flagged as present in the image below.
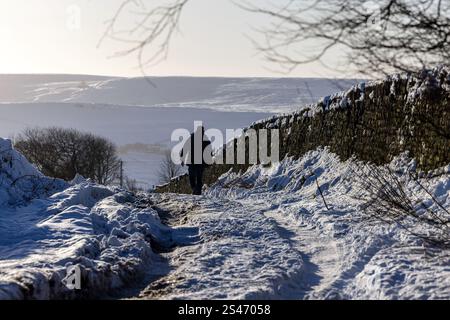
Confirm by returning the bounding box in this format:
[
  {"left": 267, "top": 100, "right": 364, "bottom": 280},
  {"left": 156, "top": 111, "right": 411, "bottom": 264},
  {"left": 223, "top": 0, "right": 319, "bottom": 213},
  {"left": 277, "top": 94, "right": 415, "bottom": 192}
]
[{"left": 0, "top": 72, "right": 366, "bottom": 80}]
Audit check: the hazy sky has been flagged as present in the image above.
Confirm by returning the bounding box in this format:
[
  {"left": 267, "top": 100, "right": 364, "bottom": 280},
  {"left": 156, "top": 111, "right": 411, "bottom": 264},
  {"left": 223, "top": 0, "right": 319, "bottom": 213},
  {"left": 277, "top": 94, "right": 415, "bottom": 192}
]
[{"left": 0, "top": 0, "right": 346, "bottom": 78}]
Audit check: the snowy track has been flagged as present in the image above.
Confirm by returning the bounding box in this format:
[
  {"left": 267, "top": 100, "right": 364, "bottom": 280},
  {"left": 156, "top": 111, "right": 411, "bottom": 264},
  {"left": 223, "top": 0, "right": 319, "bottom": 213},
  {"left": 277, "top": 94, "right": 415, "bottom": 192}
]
[
  {"left": 130, "top": 195, "right": 343, "bottom": 300},
  {"left": 1, "top": 141, "right": 448, "bottom": 300},
  {"left": 128, "top": 148, "right": 450, "bottom": 300},
  {"left": 131, "top": 195, "right": 308, "bottom": 300},
  {"left": 263, "top": 209, "right": 342, "bottom": 299}
]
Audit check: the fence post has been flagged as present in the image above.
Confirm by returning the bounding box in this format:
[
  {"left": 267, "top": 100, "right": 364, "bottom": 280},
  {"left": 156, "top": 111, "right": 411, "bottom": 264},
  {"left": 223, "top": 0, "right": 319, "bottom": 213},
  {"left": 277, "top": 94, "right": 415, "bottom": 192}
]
[{"left": 120, "top": 160, "right": 123, "bottom": 188}]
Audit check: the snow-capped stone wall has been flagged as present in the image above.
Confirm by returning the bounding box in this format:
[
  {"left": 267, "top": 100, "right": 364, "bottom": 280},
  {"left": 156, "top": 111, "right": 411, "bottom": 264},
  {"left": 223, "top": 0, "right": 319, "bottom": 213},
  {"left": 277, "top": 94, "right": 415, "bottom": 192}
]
[{"left": 158, "top": 66, "right": 450, "bottom": 194}]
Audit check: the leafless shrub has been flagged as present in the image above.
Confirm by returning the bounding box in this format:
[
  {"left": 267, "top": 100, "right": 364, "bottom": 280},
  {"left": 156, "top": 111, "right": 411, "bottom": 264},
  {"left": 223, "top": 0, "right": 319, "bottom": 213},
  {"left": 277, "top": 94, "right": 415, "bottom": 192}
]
[
  {"left": 9, "top": 175, "right": 62, "bottom": 204},
  {"left": 0, "top": 147, "right": 64, "bottom": 204},
  {"left": 351, "top": 162, "right": 450, "bottom": 247},
  {"left": 14, "top": 127, "right": 121, "bottom": 185},
  {"left": 124, "top": 176, "right": 142, "bottom": 193},
  {"left": 157, "top": 150, "right": 183, "bottom": 184}
]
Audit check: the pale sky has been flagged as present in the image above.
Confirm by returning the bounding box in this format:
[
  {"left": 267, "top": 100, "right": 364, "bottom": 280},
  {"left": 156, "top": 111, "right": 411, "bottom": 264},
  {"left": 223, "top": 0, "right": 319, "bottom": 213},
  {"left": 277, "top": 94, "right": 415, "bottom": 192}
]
[{"left": 0, "top": 0, "right": 347, "bottom": 78}]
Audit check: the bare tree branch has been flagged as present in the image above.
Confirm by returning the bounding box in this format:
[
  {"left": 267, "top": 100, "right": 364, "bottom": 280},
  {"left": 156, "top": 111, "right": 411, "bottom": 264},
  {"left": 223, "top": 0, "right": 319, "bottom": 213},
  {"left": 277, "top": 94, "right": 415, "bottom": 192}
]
[
  {"left": 239, "top": 0, "right": 450, "bottom": 77},
  {"left": 98, "top": 0, "right": 189, "bottom": 75},
  {"left": 103, "top": 0, "right": 450, "bottom": 77}
]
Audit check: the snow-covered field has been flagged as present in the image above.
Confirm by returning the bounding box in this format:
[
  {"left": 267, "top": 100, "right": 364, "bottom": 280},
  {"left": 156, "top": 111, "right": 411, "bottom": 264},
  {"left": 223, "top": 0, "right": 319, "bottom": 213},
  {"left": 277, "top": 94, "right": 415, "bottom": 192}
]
[
  {"left": 0, "top": 74, "right": 359, "bottom": 113},
  {"left": 0, "top": 74, "right": 359, "bottom": 188}
]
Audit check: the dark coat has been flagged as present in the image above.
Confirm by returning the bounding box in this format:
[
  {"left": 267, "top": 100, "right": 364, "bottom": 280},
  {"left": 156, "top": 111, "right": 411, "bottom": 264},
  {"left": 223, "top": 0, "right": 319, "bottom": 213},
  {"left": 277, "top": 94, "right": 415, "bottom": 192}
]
[{"left": 180, "top": 132, "right": 212, "bottom": 167}]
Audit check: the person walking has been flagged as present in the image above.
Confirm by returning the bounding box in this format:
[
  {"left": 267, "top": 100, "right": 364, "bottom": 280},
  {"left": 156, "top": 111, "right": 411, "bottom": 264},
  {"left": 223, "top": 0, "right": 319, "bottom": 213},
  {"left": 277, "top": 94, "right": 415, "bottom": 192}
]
[{"left": 180, "top": 126, "right": 212, "bottom": 195}]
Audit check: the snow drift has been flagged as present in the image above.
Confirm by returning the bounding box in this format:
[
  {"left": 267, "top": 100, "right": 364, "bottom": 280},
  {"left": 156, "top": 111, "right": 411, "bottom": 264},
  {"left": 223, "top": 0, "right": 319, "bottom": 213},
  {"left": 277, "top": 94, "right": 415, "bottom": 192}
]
[
  {"left": 0, "top": 137, "right": 168, "bottom": 299},
  {"left": 0, "top": 138, "right": 66, "bottom": 206},
  {"left": 135, "top": 148, "right": 450, "bottom": 299},
  {"left": 204, "top": 148, "right": 450, "bottom": 299}
]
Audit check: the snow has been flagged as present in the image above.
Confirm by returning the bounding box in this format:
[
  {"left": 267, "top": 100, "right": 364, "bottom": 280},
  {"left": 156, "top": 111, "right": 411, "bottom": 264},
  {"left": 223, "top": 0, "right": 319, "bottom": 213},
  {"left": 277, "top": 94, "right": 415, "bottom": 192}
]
[
  {"left": 0, "top": 75, "right": 361, "bottom": 113},
  {"left": 0, "top": 102, "right": 272, "bottom": 189},
  {"left": 407, "top": 66, "right": 450, "bottom": 103},
  {"left": 138, "top": 194, "right": 305, "bottom": 299},
  {"left": 0, "top": 74, "right": 361, "bottom": 189},
  {"left": 1, "top": 72, "right": 448, "bottom": 300},
  {"left": 0, "top": 137, "right": 171, "bottom": 299},
  {"left": 0, "top": 138, "right": 66, "bottom": 206},
  {"left": 138, "top": 148, "right": 450, "bottom": 300}
]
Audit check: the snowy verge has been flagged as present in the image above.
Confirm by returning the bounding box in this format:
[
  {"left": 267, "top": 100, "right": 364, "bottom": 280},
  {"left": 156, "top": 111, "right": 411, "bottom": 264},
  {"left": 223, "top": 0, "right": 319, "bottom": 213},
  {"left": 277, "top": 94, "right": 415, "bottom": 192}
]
[
  {"left": 0, "top": 138, "right": 67, "bottom": 206},
  {"left": 140, "top": 147, "right": 449, "bottom": 300},
  {"left": 0, "top": 138, "right": 170, "bottom": 299},
  {"left": 201, "top": 148, "right": 450, "bottom": 299}
]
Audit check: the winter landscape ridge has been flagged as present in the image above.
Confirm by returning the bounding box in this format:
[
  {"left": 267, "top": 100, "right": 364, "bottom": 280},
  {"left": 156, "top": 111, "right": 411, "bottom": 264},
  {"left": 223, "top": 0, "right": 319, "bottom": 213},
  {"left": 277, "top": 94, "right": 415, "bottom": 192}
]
[
  {"left": 0, "top": 68, "right": 449, "bottom": 300},
  {"left": 0, "top": 74, "right": 359, "bottom": 189}
]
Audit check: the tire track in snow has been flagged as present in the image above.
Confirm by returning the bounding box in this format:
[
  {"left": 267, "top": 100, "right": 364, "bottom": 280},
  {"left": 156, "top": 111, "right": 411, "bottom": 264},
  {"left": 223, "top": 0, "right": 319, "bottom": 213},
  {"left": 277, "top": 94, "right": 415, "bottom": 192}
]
[
  {"left": 110, "top": 193, "right": 202, "bottom": 300},
  {"left": 130, "top": 194, "right": 309, "bottom": 299},
  {"left": 262, "top": 208, "right": 344, "bottom": 299},
  {"left": 120, "top": 193, "right": 343, "bottom": 300}
]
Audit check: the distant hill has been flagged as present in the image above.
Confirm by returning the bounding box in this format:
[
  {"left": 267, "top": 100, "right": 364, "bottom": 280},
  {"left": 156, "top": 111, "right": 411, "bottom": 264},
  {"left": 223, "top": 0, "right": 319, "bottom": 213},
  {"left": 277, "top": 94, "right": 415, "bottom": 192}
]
[{"left": 0, "top": 74, "right": 362, "bottom": 113}]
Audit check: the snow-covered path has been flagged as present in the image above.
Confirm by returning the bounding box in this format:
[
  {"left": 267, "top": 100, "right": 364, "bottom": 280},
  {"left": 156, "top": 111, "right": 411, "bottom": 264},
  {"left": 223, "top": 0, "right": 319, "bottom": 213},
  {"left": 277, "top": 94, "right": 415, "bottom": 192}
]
[
  {"left": 129, "top": 148, "right": 450, "bottom": 300},
  {"left": 132, "top": 194, "right": 308, "bottom": 300},
  {"left": 1, "top": 135, "right": 448, "bottom": 300},
  {"left": 130, "top": 194, "right": 348, "bottom": 300},
  {"left": 262, "top": 208, "right": 342, "bottom": 299}
]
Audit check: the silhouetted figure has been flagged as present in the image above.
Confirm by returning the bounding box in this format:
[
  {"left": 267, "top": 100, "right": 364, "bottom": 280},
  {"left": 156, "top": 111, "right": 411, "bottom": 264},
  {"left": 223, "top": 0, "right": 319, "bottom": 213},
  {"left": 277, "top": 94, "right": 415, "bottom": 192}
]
[{"left": 180, "top": 126, "right": 212, "bottom": 195}]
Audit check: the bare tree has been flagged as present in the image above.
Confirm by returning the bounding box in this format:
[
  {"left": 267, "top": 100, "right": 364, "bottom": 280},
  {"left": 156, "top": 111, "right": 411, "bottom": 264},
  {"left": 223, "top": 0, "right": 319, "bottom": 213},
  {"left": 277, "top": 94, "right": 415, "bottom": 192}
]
[
  {"left": 15, "top": 127, "right": 121, "bottom": 185},
  {"left": 124, "top": 176, "right": 142, "bottom": 193},
  {"left": 157, "top": 150, "right": 183, "bottom": 184},
  {"left": 102, "top": 0, "right": 450, "bottom": 77},
  {"left": 240, "top": 0, "right": 450, "bottom": 77},
  {"left": 98, "top": 0, "right": 189, "bottom": 72}
]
